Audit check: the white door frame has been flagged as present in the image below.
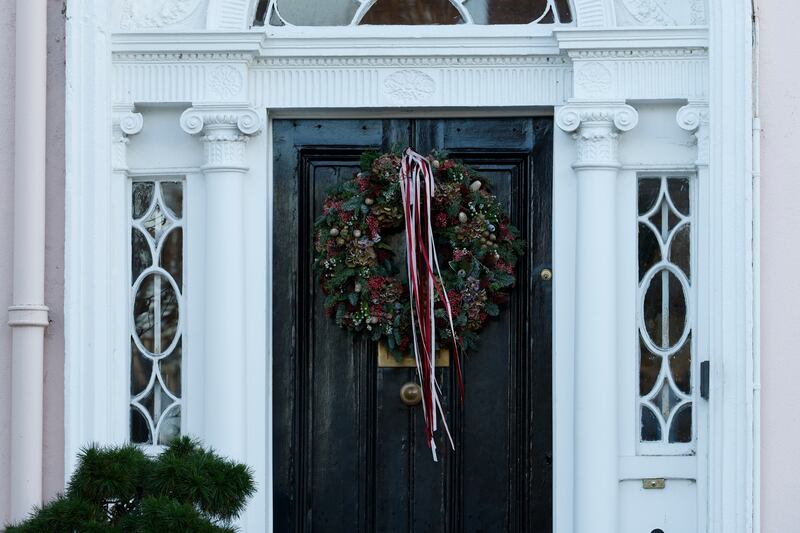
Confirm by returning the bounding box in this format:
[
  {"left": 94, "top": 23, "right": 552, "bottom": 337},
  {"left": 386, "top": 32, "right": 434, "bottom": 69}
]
[{"left": 65, "top": 1, "right": 756, "bottom": 531}]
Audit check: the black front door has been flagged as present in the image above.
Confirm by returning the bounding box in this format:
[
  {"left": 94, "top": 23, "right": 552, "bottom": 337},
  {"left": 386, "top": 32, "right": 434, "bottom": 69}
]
[{"left": 273, "top": 118, "right": 553, "bottom": 533}]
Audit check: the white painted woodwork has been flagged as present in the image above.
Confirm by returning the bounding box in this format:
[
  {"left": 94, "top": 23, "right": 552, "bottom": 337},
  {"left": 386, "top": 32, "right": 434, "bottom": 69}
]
[
  {"left": 557, "top": 102, "right": 638, "bottom": 533},
  {"left": 180, "top": 106, "right": 263, "bottom": 464},
  {"left": 62, "top": 0, "right": 757, "bottom": 531},
  {"left": 707, "top": 0, "right": 756, "bottom": 530}
]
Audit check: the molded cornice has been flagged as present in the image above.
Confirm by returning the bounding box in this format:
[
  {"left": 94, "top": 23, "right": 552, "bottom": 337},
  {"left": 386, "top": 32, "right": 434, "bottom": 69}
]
[{"left": 555, "top": 26, "right": 708, "bottom": 50}]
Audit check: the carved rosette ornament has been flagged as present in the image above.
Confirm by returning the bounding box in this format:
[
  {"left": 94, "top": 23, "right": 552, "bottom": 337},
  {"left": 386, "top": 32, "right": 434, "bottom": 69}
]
[
  {"left": 180, "top": 106, "right": 262, "bottom": 171},
  {"left": 112, "top": 105, "right": 144, "bottom": 171},
  {"left": 383, "top": 70, "right": 437, "bottom": 104},
  {"left": 556, "top": 104, "right": 638, "bottom": 168},
  {"left": 677, "top": 102, "right": 710, "bottom": 166}
]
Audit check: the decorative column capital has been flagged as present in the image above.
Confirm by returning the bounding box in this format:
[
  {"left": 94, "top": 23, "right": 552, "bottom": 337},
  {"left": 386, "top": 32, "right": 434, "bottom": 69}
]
[
  {"left": 677, "top": 102, "right": 710, "bottom": 166},
  {"left": 556, "top": 102, "right": 639, "bottom": 169},
  {"left": 180, "top": 105, "right": 262, "bottom": 172},
  {"left": 112, "top": 104, "right": 143, "bottom": 171}
]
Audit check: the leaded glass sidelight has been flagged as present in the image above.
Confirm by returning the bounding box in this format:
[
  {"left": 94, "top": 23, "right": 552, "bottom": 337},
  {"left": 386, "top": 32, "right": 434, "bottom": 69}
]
[
  {"left": 637, "top": 176, "right": 694, "bottom": 450},
  {"left": 254, "top": 0, "right": 573, "bottom": 26},
  {"left": 130, "top": 180, "right": 184, "bottom": 447}
]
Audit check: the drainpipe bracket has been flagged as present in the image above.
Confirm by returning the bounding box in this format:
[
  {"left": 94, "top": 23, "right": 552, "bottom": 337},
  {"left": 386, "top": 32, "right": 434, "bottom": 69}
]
[{"left": 8, "top": 305, "right": 50, "bottom": 328}]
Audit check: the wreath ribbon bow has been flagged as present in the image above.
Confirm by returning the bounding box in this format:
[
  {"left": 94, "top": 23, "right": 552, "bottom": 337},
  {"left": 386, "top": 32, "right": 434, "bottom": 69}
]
[{"left": 399, "top": 147, "right": 464, "bottom": 461}]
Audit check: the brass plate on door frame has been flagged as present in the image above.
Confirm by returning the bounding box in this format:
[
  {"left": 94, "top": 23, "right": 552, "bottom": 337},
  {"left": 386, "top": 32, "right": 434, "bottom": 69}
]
[{"left": 377, "top": 342, "right": 450, "bottom": 368}]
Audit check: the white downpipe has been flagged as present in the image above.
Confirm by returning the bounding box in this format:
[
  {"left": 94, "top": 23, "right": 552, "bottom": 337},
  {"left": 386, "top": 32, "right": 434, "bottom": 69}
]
[
  {"left": 9, "top": 0, "right": 49, "bottom": 521},
  {"left": 557, "top": 102, "right": 638, "bottom": 533}
]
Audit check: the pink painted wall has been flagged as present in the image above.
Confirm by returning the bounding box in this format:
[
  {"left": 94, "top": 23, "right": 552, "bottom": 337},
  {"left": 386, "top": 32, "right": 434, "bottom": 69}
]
[
  {"left": 0, "top": 0, "right": 65, "bottom": 523},
  {"left": 759, "top": 1, "right": 800, "bottom": 531}
]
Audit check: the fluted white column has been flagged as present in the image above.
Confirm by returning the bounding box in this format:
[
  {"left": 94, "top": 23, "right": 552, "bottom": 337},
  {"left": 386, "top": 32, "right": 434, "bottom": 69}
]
[
  {"left": 180, "top": 106, "right": 261, "bottom": 461},
  {"left": 557, "top": 102, "right": 638, "bottom": 533},
  {"left": 9, "top": 0, "right": 49, "bottom": 521}
]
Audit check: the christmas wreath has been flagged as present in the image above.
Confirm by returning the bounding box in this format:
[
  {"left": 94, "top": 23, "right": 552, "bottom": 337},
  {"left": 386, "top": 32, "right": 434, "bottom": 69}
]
[{"left": 313, "top": 149, "right": 525, "bottom": 359}]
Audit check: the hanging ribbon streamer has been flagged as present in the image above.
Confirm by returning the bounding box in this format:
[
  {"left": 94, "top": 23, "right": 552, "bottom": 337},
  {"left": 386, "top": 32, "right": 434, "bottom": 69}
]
[{"left": 399, "top": 147, "right": 464, "bottom": 461}]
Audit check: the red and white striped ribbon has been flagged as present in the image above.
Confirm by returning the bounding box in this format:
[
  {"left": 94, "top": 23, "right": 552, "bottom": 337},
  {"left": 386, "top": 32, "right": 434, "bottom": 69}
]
[{"left": 399, "top": 148, "right": 464, "bottom": 461}]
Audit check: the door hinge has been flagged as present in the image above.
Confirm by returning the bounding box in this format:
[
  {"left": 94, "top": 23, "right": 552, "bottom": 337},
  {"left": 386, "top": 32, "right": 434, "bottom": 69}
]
[{"left": 700, "top": 360, "right": 710, "bottom": 400}]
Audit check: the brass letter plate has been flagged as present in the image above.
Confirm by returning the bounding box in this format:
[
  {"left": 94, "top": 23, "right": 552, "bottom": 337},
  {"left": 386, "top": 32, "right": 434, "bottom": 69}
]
[{"left": 377, "top": 342, "right": 450, "bottom": 368}]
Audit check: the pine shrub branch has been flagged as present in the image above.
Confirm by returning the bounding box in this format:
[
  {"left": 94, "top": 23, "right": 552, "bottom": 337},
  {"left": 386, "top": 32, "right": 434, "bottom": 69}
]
[{"left": 4, "top": 436, "right": 255, "bottom": 532}]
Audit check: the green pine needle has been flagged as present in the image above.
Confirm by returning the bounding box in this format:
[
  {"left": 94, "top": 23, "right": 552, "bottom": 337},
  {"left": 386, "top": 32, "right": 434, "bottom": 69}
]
[{"left": 5, "top": 436, "right": 255, "bottom": 532}]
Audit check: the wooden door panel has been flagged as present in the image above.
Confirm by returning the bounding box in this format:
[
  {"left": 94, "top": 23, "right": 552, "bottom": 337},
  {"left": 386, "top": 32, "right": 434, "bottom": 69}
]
[
  {"left": 273, "top": 118, "right": 552, "bottom": 532},
  {"left": 273, "top": 119, "right": 398, "bottom": 533}
]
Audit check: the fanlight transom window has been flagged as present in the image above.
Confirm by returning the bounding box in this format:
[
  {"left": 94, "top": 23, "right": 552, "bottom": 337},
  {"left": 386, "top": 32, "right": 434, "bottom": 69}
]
[{"left": 255, "top": 0, "right": 573, "bottom": 27}]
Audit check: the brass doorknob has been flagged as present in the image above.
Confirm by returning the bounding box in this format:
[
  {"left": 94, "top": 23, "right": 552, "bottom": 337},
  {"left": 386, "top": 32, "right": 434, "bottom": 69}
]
[
  {"left": 400, "top": 382, "right": 422, "bottom": 407},
  {"left": 540, "top": 268, "right": 553, "bottom": 281}
]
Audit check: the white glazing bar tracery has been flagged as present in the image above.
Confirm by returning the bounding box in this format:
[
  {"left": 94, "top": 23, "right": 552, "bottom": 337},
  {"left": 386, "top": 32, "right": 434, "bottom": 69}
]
[
  {"left": 130, "top": 179, "right": 185, "bottom": 449},
  {"left": 637, "top": 175, "right": 695, "bottom": 452},
  {"left": 258, "top": 0, "right": 571, "bottom": 26}
]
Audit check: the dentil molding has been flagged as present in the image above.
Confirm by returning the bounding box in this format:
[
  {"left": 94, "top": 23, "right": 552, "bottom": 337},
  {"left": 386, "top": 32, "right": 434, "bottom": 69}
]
[
  {"left": 180, "top": 106, "right": 262, "bottom": 170},
  {"left": 556, "top": 102, "right": 639, "bottom": 167}
]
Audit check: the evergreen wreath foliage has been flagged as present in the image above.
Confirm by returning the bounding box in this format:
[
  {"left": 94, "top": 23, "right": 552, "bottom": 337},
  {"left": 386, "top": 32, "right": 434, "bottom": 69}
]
[
  {"left": 5, "top": 437, "right": 255, "bottom": 532},
  {"left": 314, "top": 150, "right": 525, "bottom": 357}
]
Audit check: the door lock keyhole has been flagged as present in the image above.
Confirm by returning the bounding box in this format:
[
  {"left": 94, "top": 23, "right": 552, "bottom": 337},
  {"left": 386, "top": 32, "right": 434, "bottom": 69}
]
[{"left": 400, "top": 382, "right": 422, "bottom": 407}]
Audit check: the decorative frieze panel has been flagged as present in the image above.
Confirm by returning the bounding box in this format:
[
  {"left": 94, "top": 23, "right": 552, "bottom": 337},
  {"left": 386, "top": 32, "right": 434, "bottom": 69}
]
[
  {"left": 111, "top": 43, "right": 707, "bottom": 109},
  {"left": 113, "top": 54, "right": 573, "bottom": 107},
  {"left": 113, "top": 59, "right": 250, "bottom": 105},
  {"left": 568, "top": 48, "right": 708, "bottom": 100},
  {"left": 250, "top": 56, "right": 572, "bottom": 107}
]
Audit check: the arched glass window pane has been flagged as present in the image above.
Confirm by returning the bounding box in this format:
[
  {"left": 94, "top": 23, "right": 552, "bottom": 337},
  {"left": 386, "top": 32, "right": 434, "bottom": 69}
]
[
  {"left": 361, "top": 0, "right": 463, "bottom": 25},
  {"left": 463, "top": 0, "right": 573, "bottom": 24},
  {"left": 254, "top": 0, "right": 573, "bottom": 26},
  {"left": 262, "top": 0, "right": 361, "bottom": 27}
]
